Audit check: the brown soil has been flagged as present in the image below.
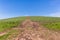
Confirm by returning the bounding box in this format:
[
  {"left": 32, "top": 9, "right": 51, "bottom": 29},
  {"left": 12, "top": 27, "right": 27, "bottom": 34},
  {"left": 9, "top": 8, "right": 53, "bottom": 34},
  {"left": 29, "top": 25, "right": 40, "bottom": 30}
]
[
  {"left": 15, "top": 19, "right": 60, "bottom": 40},
  {"left": 0, "top": 32, "right": 7, "bottom": 36}
]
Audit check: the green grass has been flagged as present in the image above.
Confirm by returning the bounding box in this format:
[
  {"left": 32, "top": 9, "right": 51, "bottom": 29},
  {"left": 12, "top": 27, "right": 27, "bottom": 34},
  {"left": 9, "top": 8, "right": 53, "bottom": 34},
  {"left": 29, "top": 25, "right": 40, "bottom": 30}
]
[
  {"left": 0, "top": 17, "right": 26, "bottom": 32},
  {"left": 0, "top": 30, "right": 20, "bottom": 40},
  {"left": 0, "top": 16, "right": 60, "bottom": 32},
  {"left": 30, "top": 16, "right": 60, "bottom": 30}
]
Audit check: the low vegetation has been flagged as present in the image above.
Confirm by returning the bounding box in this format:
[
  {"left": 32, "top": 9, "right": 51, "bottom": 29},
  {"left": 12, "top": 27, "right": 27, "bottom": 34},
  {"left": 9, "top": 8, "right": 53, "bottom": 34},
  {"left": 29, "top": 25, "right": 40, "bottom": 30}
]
[
  {"left": 0, "top": 30, "right": 20, "bottom": 40},
  {"left": 0, "top": 17, "right": 25, "bottom": 32},
  {"left": 0, "top": 16, "right": 60, "bottom": 40},
  {"left": 0, "top": 16, "right": 60, "bottom": 32},
  {"left": 30, "top": 16, "right": 60, "bottom": 30}
]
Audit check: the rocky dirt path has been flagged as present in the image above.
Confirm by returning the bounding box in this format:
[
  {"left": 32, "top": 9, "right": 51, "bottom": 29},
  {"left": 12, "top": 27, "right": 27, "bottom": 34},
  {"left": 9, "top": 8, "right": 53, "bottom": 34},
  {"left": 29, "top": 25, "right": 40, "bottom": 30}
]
[
  {"left": 15, "top": 18, "right": 60, "bottom": 40},
  {"left": 15, "top": 27, "right": 60, "bottom": 40}
]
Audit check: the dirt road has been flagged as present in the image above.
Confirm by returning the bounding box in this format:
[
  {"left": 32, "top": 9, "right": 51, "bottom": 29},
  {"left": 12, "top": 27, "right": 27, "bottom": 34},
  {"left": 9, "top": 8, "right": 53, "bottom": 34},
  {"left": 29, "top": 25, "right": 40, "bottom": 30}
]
[{"left": 15, "top": 19, "right": 60, "bottom": 40}]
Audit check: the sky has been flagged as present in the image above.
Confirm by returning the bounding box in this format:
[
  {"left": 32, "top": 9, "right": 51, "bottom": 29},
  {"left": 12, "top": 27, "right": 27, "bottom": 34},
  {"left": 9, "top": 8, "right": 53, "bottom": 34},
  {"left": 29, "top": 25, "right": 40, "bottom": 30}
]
[{"left": 0, "top": 0, "right": 60, "bottom": 19}]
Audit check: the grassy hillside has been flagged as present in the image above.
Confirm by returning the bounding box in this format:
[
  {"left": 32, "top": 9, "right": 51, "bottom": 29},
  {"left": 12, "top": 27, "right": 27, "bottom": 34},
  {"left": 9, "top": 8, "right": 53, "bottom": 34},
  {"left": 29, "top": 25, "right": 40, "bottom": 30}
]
[
  {"left": 0, "top": 17, "right": 26, "bottom": 32},
  {"left": 30, "top": 16, "right": 60, "bottom": 31},
  {"left": 0, "top": 16, "right": 60, "bottom": 32}
]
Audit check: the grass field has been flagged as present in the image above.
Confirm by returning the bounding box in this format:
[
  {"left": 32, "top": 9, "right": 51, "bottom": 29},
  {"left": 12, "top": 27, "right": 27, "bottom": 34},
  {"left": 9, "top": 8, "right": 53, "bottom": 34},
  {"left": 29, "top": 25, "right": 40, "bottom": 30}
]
[
  {"left": 0, "top": 16, "right": 60, "bottom": 40},
  {"left": 30, "top": 16, "right": 60, "bottom": 31},
  {"left": 0, "top": 17, "right": 26, "bottom": 32},
  {"left": 0, "top": 16, "right": 60, "bottom": 32}
]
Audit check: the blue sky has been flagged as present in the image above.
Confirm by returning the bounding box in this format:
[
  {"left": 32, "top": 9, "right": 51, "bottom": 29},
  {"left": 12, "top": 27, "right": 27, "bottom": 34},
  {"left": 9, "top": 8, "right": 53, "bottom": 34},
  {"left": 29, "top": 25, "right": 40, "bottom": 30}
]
[{"left": 0, "top": 0, "right": 60, "bottom": 19}]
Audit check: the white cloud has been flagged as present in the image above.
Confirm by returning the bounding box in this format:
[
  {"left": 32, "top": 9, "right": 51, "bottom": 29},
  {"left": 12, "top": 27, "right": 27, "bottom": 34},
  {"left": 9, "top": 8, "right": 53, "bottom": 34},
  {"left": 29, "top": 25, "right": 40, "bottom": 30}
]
[{"left": 49, "top": 12, "right": 60, "bottom": 17}]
